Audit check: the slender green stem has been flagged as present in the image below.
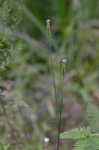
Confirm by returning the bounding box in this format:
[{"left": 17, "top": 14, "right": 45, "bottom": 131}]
[
  {"left": 53, "top": 63, "right": 65, "bottom": 150},
  {"left": 57, "top": 64, "right": 65, "bottom": 150},
  {"left": 52, "top": 72, "right": 60, "bottom": 150},
  {"left": 46, "top": 19, "right": 66, "bottom": 150}
]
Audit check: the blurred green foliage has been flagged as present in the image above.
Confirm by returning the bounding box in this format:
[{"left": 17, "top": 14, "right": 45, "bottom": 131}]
[{"left": 0, "top": 0, "right": 99, "bottom": 150}]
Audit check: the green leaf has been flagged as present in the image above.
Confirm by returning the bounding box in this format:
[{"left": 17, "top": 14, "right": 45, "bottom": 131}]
[
  {"left": 74, "top": 136, "right": 99, "bottom": 150},
  {"left": 60, "top": 127, "right": 91, "bottom": 140}
]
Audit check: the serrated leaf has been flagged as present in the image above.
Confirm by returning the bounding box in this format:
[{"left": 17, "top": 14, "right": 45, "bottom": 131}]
[
  {"left": 60, "top": 127, "right": 91, "bottom": 140},
  {"left": 74, "top": 136, "right": 99, "bottom": 150}
]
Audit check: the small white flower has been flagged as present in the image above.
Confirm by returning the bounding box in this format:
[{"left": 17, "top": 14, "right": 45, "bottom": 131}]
[
  {"left": 46, "top": 19, "right": 51, "bottom": 25},
  {"left": 43, "top": 137, "right": 50, "bottom": 143},
  {"left": 60, "top": 58, "right": 67, "bottom": 64}
]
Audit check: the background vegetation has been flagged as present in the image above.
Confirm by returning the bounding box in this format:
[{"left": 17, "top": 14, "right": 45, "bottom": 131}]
[{"left": 0, "top": 0, "right": 99, "bottom": 150}]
